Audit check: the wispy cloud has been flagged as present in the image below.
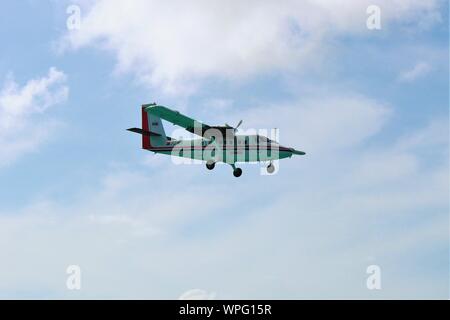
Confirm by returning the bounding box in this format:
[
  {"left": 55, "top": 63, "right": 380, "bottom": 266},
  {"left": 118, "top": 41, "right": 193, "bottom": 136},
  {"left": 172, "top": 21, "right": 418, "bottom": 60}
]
[
  {"left": 179, "top": 289, "right": 216, "bottom": 300},
  {"left": 0, "top": 68, "right": 68, "bottom": 166},
  {"left": 230, "top": 94, "right": 391, "bottom": 155},
  {"left": 0, "top": 91, "right": 446, "bottom": 299},
  {"left": 398, "top": 62, "right": 432, "bottom": 82}
]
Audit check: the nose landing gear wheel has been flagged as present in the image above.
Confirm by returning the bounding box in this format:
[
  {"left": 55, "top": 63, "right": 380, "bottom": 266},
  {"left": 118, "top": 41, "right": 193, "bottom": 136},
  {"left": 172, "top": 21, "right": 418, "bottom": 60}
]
[
  {"left": 206, "top": 161, "right": 215, "bottom": 170},
  {"left": 267, "top": 163, "right": 275, "bottom": 174},
  {"left": 233, "top": 168, "right": 242, "bottom": 177}
]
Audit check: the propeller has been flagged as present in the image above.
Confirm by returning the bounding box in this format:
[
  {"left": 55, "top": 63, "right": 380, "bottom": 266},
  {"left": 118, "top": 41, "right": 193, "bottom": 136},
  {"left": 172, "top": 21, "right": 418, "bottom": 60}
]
[{"left": 225, "top": 120, "right": 243, "bottom": 133}]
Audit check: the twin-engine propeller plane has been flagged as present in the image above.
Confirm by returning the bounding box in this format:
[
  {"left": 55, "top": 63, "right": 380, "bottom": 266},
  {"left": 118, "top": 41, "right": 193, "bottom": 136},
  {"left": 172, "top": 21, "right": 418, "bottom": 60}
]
[{"left": 128, "top": 103, "right": 305, "bottom": 177}]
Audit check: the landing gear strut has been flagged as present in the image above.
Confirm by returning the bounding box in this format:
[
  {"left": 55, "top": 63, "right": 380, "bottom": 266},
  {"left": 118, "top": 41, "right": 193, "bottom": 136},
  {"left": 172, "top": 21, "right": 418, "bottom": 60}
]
[
  {"left": 206, "top": 160, "right": 215, "bottom": 170},
  {"left": 231, "top": 164, "right": 242, "bottom": 177},
  {"left": 267, "top": 162, "right": 275, "bottom": 174}
]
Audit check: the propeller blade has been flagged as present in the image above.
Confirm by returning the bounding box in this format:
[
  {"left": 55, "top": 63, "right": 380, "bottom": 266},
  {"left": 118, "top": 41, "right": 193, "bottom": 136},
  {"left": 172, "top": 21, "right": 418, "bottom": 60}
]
[{"left": 224, "top": 120, "right": 243, "bottom": 132}]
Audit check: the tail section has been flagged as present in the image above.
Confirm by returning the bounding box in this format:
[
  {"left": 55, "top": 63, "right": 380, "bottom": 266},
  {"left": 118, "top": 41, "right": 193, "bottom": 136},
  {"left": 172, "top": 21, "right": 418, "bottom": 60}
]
[
  {"left": 128, "top": 105, "right": 167, "bottom": 149},
  {"left": 142, "top": 105, "right": 167, "bottom": 148}
]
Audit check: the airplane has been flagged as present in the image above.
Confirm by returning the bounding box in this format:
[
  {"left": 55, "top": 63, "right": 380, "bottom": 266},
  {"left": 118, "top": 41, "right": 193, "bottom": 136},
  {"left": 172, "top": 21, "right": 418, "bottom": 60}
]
[{"left": 128, "top": 103, "right": 305, "bottom": 177}]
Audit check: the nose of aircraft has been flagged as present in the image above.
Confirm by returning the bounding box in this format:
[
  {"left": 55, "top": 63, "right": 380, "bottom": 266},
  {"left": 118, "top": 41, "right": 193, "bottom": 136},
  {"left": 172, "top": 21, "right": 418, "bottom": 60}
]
[{"left": 289, "top": 148, "right": 306, "bottom": 155}]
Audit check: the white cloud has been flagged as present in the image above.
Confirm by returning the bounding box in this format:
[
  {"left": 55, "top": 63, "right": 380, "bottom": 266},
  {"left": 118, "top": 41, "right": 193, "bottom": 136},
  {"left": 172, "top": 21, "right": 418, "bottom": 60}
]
[
  {"left": 202, "top": 98, "right": 234, "bottom": 112},
  {"left": 63, "top": 0, "right": 442, "bottom": 94},
  {"left": 395, "top": 118, "right": 448, "bottom": 150},
  {"left": 179, "top": 289, "right": 216, "bottom": 300},
  {"left": 398, "top": 61, "right": 432, "bottom": 82},
  {"left": 0, "top": 68, "right": 68, "bottom": 166}
]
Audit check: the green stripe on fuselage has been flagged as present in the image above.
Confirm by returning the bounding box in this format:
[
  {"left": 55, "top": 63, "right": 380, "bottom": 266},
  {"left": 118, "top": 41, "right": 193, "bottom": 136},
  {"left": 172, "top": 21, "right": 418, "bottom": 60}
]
[{"left": 151, "top": 145, "right": 292, "bottom": 163}]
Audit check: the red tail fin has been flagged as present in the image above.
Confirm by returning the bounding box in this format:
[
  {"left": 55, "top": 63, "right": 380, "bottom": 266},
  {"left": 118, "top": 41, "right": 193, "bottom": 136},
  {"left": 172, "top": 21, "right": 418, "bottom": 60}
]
[{"left": 142, "top": 106, "right": 151, "bottom": 149}]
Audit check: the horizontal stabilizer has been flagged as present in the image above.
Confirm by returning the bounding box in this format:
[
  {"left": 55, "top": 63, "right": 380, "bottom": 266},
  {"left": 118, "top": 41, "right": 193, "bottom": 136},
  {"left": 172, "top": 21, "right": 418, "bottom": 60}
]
[{"left": 127, "top": 128, "right": 161, "bottom": 137}]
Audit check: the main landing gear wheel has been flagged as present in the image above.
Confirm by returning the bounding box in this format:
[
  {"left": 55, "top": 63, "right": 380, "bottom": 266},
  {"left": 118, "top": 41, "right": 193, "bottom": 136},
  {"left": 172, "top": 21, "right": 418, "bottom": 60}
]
[
  {"left": 206, "top": 161, "right": 215, "bottom": 170},
  {"left": 267, "top": 163, "right": 275, "bottom": 174},
  {"left": 233, "top": 168, "right": 242, "bottom": 177}
]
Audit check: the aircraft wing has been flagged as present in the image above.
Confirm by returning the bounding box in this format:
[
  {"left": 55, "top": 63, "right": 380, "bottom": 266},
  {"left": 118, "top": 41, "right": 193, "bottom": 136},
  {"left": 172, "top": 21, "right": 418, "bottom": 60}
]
[{"left": 145, "top": 104, "right": 212, "bottom": 136}]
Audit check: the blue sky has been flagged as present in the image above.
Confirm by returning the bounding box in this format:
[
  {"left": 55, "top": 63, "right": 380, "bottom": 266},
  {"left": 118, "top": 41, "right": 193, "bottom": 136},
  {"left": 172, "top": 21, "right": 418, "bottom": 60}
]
[{"left": 0, "top": 0, "right": 448, "bottom": 299}]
